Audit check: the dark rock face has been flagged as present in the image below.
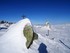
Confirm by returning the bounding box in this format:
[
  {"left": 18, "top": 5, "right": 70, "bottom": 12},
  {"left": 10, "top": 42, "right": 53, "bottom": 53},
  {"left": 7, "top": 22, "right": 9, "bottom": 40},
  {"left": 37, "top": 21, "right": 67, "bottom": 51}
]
[
  {"left": 33, "top": 32, "right": 38, "bottom": 40},
  {"left": 23, "top": 24, "right": 38, "bottom": 49}
]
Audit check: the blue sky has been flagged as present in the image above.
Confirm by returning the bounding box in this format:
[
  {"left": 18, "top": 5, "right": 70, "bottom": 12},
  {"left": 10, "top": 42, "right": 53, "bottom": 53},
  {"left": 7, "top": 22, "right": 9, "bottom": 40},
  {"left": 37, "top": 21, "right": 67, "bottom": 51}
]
[{"left": 0, "top": 0, "right": 70, "bottom": 24}]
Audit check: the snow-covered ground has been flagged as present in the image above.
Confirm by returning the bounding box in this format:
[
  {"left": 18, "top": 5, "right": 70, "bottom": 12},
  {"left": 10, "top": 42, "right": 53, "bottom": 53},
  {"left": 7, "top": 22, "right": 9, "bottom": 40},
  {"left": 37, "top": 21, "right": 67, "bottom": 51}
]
[
  {"left": 33, "top": 24, "right": 70, "bottom": 53},
  {"left": 0, "top": 18, "right": 70, "bottom": 53}
]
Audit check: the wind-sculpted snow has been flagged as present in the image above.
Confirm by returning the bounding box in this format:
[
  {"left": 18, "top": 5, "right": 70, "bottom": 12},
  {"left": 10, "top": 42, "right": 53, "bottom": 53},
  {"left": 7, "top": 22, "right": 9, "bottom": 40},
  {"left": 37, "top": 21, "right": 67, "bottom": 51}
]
[
  {"left": 0, "top": 18, "right": 31, "bottom": 53},
  {"left": 0, "top": 18, "right": 70, "bottom": 53}
]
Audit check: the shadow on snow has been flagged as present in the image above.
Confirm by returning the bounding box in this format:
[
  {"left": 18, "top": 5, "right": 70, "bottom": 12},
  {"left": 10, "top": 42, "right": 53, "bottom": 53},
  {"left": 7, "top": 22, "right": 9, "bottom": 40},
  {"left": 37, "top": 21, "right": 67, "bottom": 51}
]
[{"left": 38, "top": 43, "right": 48, "bottom": 53}]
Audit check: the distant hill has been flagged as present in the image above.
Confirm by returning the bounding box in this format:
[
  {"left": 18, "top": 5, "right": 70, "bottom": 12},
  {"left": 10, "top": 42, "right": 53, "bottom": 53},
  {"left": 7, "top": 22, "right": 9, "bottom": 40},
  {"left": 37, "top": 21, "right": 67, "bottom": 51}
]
[{"left": 0, "top": 20, "right": 13, "bottom": 30}]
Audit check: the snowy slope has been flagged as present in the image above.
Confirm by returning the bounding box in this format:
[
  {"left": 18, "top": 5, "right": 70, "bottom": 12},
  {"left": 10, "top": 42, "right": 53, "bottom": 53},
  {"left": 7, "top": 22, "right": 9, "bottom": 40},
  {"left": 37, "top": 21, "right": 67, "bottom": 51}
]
[
  {"left": 0, "top": 18, "right": 70, "bottom": 53},
  {"left": 32, "top": 24, "right": 70, "bottom": 53},
  {"left": 0, "top": 18, "right": 32, "bottom": 53}
]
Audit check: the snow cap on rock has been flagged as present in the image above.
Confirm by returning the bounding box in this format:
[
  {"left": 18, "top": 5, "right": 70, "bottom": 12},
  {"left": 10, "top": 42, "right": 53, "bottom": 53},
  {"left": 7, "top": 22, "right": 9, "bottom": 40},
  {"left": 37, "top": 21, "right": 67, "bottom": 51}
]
[{"left": 0, "top": 18, "right": 32, "bottom": 53}]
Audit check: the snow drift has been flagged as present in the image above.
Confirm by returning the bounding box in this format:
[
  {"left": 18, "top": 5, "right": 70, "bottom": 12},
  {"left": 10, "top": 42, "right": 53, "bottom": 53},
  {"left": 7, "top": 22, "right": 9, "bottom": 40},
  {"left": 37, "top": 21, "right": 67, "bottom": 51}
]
[{"left": 0, "top": 18, "right": 32, "bottom": 53}]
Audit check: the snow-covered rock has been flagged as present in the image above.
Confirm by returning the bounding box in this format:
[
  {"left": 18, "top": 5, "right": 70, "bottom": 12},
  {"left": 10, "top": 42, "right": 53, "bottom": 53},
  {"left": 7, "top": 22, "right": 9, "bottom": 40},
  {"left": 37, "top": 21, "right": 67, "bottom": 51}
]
[{"left": 0, "top": 18, "right": 32, "bottom": 53}]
